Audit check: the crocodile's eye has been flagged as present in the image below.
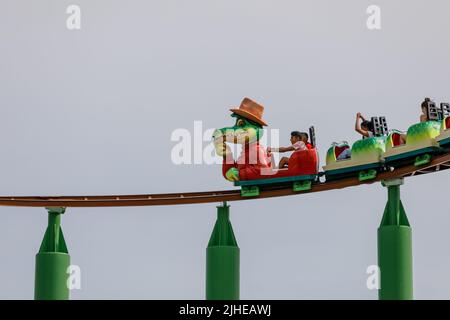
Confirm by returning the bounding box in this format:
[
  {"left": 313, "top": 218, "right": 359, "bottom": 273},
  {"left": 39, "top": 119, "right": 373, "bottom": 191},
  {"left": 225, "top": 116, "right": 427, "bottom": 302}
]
[{"left": 236, "top": 119, "right": 245, "bottom": 127}]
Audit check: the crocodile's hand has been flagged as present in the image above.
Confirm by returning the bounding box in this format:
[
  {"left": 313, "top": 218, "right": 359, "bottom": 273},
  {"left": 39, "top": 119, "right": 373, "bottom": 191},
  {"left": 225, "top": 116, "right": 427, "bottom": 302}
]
[{"left": 225, "top": 167, "right": 239, "bottom": 182}]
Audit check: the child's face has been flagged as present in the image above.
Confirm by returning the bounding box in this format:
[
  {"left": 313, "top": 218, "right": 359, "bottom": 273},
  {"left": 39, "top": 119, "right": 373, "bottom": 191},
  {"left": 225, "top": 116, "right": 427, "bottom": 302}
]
[
  {"left": 290, "top": 135, "right": 300, "bottom": 144},
  {"left": 361, "top": 124, "right": 368, "bottom": 131}
]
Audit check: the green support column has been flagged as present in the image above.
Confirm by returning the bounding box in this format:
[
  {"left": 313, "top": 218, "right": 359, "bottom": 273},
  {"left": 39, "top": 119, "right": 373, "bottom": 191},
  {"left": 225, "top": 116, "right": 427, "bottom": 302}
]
[
  {"left": 35, "top": 207, "right": 70, "bottom": 300},
  {"left": 206, "top": 202, "right": 240, "bottom": 300},
  {"left": 378, "top": 179, "right": 413, "bottom": 300}
]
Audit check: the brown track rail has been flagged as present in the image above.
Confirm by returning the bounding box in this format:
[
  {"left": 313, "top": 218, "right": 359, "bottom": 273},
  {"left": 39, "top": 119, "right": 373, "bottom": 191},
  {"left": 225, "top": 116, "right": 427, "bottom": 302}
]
[{"left": 0, "top": 153, "right": 449, "bottom": 208}]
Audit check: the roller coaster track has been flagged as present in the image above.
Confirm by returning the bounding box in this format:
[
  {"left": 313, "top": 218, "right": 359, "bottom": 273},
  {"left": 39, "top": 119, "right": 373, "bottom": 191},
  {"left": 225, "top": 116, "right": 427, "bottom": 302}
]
[{"left": 0, "top": 153, "right": 449, "bottom": 208}]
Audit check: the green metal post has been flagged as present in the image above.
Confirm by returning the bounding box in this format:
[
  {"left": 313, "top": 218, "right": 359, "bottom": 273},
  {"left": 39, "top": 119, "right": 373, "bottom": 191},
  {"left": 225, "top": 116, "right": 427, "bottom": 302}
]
[
  {"left": 378, "top": 179, "right": 413, "bottom": 300},
  {"left": 206, "top": 202, "right": 240, "bottom": 300},
  {"left": 35, "top": 207, "right": 70, "bottom": 300}
]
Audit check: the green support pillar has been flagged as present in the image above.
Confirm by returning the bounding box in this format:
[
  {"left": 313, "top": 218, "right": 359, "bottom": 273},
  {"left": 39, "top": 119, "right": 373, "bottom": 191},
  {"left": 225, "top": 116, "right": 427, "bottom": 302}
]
[
  {"left": 378, "top": 179, "right": 413, "bottom": 300},
  {"left": 35, "top": 207, "right": 70, "bottom": 300},
  {"left": 206, "top": 202, "right": 240, "bottom": 300}
]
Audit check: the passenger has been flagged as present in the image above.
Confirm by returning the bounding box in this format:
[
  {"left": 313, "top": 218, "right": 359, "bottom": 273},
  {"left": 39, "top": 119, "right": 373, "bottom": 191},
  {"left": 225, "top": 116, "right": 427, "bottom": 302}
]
[
  {"left": 337, "top": 113, "right": 375, "bottom": 161},
  {"left": 268, "top": 131, "right": 311, "bottom": 169},
  {"left": 356, "top": 111, "right": 408, "bottom": 146},
  {"left": 388, "top": 98, "right": 431, "bottom": 146},
  {"left": 386, "top": 97, "right": 433, "bottom": 145},
  {"left": 391, "top": 97, "right": 431, "bottom": 146},
  {"left": 420, "top": 97, "right": 432, "bottom": 122},
  {"left": 355, "top": 113, "right": 374, "bottom": 139}
]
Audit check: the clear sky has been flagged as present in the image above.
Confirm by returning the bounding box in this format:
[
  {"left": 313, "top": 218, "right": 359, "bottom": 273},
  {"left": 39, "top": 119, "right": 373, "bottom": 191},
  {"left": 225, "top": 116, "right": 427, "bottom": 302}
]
[{"left": 1, "top": 0, "right": 450, "bottom": 299}]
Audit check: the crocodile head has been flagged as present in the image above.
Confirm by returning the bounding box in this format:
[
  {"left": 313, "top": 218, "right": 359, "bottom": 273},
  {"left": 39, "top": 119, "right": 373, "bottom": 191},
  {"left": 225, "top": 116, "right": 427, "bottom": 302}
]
[{"left": 212, "top": 114, "right": 264, "bottom": 157}]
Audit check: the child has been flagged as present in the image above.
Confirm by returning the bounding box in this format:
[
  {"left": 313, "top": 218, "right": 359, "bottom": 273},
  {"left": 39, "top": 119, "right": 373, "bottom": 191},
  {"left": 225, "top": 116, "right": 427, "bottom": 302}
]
[
  {"left": 420, "top": 97, "right": 432, "bottom": 122},
  {"left": 355, "top": 113, "right": 374, "bottom": 139},
  {"left": 268, "top": 131, "right": 311, "bottom": 168},
  {"left": 336, "top": 113, "right": 374, "bottom": 160}
]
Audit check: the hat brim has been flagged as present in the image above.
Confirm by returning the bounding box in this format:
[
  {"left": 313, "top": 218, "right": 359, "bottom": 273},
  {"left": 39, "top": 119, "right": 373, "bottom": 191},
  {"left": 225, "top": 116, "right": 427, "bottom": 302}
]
[{"left": 230, "top": 108, "right": 268, "bottom": 126}]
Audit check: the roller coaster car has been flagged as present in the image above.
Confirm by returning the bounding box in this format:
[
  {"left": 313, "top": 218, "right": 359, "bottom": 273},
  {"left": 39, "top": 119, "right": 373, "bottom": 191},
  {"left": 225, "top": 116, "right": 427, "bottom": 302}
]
[
  {"left": 323, "top": 117, "right": 388, "bottom": 182},
  {"left": 234, "top": 127, "right": 319, "bottom": 197},
  {"left": 436, "top": 103, "right": 450, "bottom": 148},
  {"left": 383, "top": 101, "right": 445, "bottom": 167}
]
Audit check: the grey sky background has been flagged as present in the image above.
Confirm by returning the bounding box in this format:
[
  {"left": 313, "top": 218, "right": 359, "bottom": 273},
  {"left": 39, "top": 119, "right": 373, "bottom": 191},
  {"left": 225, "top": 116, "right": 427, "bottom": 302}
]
[{"left": 1, "top": 0, "right": 450, "bottom": 299}]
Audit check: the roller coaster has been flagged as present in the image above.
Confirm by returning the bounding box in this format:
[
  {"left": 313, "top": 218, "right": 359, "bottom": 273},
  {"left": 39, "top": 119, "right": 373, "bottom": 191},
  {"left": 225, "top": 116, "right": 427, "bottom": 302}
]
[
  {"left": 0, "top": 152, "right": 449, "bottom": 207},
  {"left": 2, "top": 98, "right": 450, "bottom": 301}
]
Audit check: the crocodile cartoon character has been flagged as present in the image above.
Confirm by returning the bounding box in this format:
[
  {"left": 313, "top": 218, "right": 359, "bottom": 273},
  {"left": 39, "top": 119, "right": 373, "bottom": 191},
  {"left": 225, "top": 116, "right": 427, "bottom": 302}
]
[{"left": 212, "top": 97, "right": 271, "bottom": 182}]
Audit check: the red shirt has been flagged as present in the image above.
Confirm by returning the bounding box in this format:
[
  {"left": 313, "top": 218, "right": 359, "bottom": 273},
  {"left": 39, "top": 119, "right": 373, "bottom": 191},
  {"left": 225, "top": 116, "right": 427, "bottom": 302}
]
[{"left": 222, "top": 142, "right": 271, "bottom": 181}]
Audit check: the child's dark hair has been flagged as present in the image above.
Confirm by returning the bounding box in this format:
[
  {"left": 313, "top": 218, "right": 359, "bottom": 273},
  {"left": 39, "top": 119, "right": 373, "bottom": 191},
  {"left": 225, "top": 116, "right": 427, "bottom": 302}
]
[
  {"left": 291, "top": 131, "right": 302, "bottom": 139},
  {"left": 300, "top": 132, "right": 309, "bottom": 141},
  {"left": 361, "top": 120, "right": 373, "bottom": 131},
  {"left": 291, "top": 131, "right": 308, "bottom": 141}
]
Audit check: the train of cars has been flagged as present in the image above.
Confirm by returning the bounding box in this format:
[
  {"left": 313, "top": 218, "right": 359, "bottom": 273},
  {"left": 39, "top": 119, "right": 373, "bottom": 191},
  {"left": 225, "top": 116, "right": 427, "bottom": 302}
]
[{"left": 234, "top": 101, "right": 450, "bottom": 197}]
